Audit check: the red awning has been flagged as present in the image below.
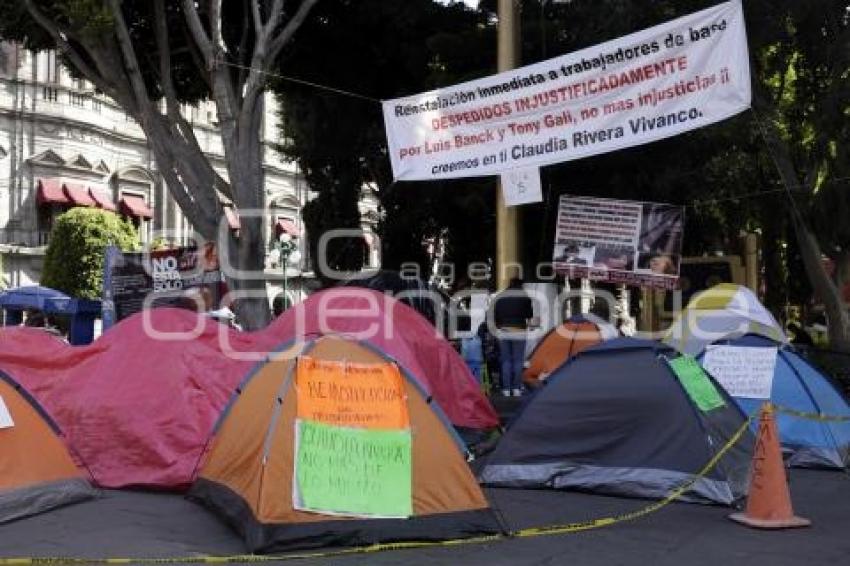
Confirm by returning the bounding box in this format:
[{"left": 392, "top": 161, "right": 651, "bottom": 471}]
[
  {"left": 89, "top": 187, "right": 117, "bottom": 211},
  {"left": 275, "top": 219, "right": 301, "bottom": 237},
  {"left": 63, "top": 182, "right": 97, "bottom": 207},
  {"left": 119, "top": 194, "right": 153, "bottom": 219},
  {"left": 224, "top": 206, "right": 240, "bottom": 230},
  {"left": 36, "top": 179, "right": 71, "bottom": 205}
]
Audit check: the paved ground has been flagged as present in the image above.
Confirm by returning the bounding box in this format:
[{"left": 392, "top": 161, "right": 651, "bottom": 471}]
[
  {"left": 0, "top": 469, "right": 848, "bottom": 565},
  {"left": 2, "top": 394, "right": 848, "bottom": 565}
]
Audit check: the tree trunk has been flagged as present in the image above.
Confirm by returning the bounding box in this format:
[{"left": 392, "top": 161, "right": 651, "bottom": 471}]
[
  {"left": 226, "top": 230, "right": 272, "bottom": 331},
  {"left": 760, "top": 207, "right": 787, "bottom": 319},
  {"left": 792, "top": 219, "right": 850, "bottom": 352},
  {"left": 752, "top": 97, "right": 850, "bottom": 352},
  {"left": 219, "top": 102, "right": 272, "bottom": 330}
]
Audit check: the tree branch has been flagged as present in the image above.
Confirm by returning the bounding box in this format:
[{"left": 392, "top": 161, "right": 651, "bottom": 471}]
[
  {"left": 106, "top": 0, "right": 150, "bottom": 103},
  {"left": 153, "top": 0, "right": 179, "bottom": 117},
  {"left": 264, "top": 0, "right": 287, "bottom": 40},
  {"left": 210, "top": 0, "right": 225, "bottom": 53},
  {"left": 22, "top": 0, "right": 124, "bottom": 103},
  {"left": 266, "top": 0, "right": 320, "bottom": 64},
  {"left": 251, "top": 0, "right": 263, "bottom": 37},
  {"left": 181, "top": 0, "right": 214, "bottom": 68},
  {"left": 238, "top": 0, "right": 255, "bottom": 87},
  {"left": 242, "top": 0, "right": 319, "bottom": 108}
]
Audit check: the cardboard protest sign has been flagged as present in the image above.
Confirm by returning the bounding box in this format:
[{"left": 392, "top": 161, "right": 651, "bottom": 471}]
[
  {"left": 383, "top": 0, "right": 750, "bottom": 180},
  {"left": 702, "top": 345, "right": 778, "bottom": 399},
  {"left": 668, "top": 355, "right": 726, "bottom": 412},
  {"left": 293, "top": 420, "right": 413, "bottom": 518},
  {"left": 293, "top": 357, "right": 412, "bottom": 517},
  {"left": 501, "top": 167, "right": 543, "bottom": 206},
  {"left": 295, "top": 357, "right": 409, "bottom": 430},
  {"left": 553, "top": 195, "right": 684, "bottom": 289}
]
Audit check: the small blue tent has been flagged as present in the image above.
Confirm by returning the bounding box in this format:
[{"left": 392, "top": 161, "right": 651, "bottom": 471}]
[{"left": 698, "top": 335, "right": 850, "bottom": 469}]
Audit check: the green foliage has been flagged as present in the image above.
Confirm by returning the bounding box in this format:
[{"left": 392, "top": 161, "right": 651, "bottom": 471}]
[
  {"left": 56, "top": 0, "right": 114, "bottom": 39},
  {"left": 276, "top": 0, "right": 493, "bottom": 277},
  {"left": 301, "top": 180, "right": 367, "bottom": 286},
  {"left": 0, "top": 0, "right": 217, "bottom": 104},
  {"left": 41, "top": 208, "right": 139, "bottom": 300}
]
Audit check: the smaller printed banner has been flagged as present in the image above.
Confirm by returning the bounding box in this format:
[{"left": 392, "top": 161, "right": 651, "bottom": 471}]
[
  {"left": 102, "top": 243, "right": 225, "bottom": 328},
  {"left": 296, "top": 357, "right": 409, "bottom": 429},
  {"left": 501, "top": 167, "right": 543, "bottom": 206},
  {"left": 668, "top": 355, "right": 726, "bottom": 412},
  {"left": 701, "top": 345, "right": 777, "bottom": 399},
  {"left": 552, "top": 195, "right": 684, "bottom": 290},
  {"left": 294, "top": 419, "right": 413, "bottom": 518},
  {"left": 0, "top": 395, "right": 14, "bottom": 429}
]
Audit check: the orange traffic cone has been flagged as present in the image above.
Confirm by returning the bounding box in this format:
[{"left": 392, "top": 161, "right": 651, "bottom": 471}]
[{"left": 729, "top": 402, "right": 811, "bottom": 529}]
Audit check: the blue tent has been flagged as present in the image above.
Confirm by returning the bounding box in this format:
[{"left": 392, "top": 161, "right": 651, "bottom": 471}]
[
  {"left": 0, "top": 285, "right": 101, "bottom": 345},
  {"left": 698, "top": 334, "right": 850, "bottom": 469}
]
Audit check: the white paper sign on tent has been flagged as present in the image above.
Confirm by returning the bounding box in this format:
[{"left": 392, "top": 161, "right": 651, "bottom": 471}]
[
  {"left": 501, "top": 167, "right": 542, "bottom": 206},
  {"left": 702, "top": 345, "right": 778, "bottom": 399},
  {"left": 0, "top": 395, "right": 14, "bottom": 429}
]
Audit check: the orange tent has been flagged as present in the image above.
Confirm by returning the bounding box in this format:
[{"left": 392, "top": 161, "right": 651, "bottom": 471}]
[
  {"left": 190, "top": 336, "right": 502, "bottom": 553},
  {"left": 523, "top": 315, "right": 618, "bottom": 387},
  {"left": 0, "top": 371, "right": 96, "bottom": 523}
]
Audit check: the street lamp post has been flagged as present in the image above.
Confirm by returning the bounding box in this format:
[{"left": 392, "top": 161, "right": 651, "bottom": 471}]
[{"left": 277, "top": 233, "right": 302, "bottom": 310}]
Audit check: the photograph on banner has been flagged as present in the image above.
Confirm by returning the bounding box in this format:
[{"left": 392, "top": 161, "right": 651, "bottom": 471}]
[
  {"left": 501, "top": 166, "right": 543, "bottom": 206},
  {"left": 102, "top": 242, "right": 226, "bottom": 327},
  {"left": 382, "top": 0, "right": 750, "bottom": 181},
  {"left": 552, "top": 195, "right": 684, "bottom": 289},
  {"left": 701, "top": 345, "right": 778, "bottom": 399}
]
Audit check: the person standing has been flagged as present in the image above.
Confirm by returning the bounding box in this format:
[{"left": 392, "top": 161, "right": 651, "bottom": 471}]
[{"left": 491, "top": 277, "right": 533, "bottom": 397}]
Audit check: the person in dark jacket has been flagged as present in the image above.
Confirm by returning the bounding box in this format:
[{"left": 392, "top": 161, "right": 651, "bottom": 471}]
[{"left": 491, "top": 277, "right": 533, "bottom": 397}]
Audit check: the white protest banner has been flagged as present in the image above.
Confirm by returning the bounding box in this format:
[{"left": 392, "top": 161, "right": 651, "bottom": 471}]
[
  {"left": 0, "top": 395, "right": 13, "bottom": 429},
  {"left": 702, "top": 345, "right": 778, "bottom": 399},
  {"left": 501, "top": 167, "right": 543, "bottom": 206},
  {"left": 553, "top": 195, "right": 684, "bottom": 289},
  {"left": 382, "top": 0, "right": 750, "bottom": 181}
]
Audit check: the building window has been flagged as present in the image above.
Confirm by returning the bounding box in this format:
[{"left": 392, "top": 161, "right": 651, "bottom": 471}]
[
  {"left": 45, "top": 50, "right": 58, "bottom": 83},
  {"left": 41, "top": 86, "right": 58, "bottom": 102},
  {"left": 118, "top": 191, "right": 154, "bottom": 243},
  {"left": 68, "top": 91, "right": 85, "bottom": 107}
]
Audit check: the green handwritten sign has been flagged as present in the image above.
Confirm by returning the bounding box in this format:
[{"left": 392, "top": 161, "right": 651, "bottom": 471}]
[
  {"left": 294, "top": 420, "right": 412, "bottom": 517},
  {"left": 668, "top": 355, "right": 726, "bottom": 412}
]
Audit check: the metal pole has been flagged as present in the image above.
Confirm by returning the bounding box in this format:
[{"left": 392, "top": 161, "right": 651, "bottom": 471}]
[
  {"left": 496, "top": 0, "right": 521, "bottom": 289},
  {"left": 283, "top": 254, "right": 288, "bottom": 309}
]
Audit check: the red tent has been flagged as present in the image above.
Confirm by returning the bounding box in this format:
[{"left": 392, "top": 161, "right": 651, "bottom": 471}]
[
  {"left": 262, "top": 288, "right": 499, "bottom": 430},
  {"left": 0, "top": 289, "right": 496, "bottom": 490},
  {"left": 0, "top": 310, "right": 254, "bottom": 490}
]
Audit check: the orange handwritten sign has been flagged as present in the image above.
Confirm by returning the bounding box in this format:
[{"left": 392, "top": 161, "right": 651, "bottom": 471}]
[{"left": 295, "top": 357, "right": 409, "bottom": 429}]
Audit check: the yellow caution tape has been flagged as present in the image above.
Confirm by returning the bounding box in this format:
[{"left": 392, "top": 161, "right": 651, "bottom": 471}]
[
  {"left": 0, "top": 417, "right": 753, "bottom": 565},
  {"left": 773, "top": 404, "right": 850, "bottom": 422},
  {"left": 515, "top": 414, "right": 753, "bottom": 537}
]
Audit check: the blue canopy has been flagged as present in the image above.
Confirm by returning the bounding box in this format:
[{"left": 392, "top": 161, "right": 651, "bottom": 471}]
[{"left": 0, "top": 286, "right": 100, "bottom": 315}]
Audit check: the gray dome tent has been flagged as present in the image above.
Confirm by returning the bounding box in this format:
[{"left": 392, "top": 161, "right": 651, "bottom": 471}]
[{"left": 479, "top": 338, "right": 754, "bottom": 505}]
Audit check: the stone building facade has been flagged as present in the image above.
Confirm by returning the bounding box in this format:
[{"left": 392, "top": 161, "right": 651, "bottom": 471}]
[{"left": 0, "top": 44, "right": 380, "bottom": 305}]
